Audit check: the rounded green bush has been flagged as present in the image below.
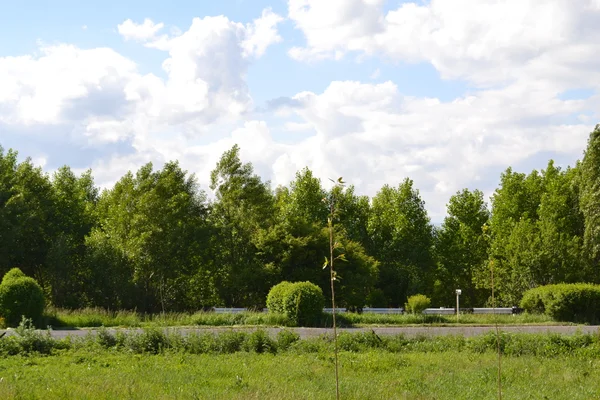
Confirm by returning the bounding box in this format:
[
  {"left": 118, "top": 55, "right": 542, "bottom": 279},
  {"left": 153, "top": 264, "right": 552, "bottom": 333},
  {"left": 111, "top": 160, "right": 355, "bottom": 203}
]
[
  {"left": 266, "top": 281, "right": 293, "bottom": 314},
  {"left": 520, "top": 283, "right": 600, "bottom": 324},
  {"left": 281, "top": 281, "right": 325, "bottom": 326},
  {"left": 0, "top": 271, "right": 45, "bottom": 327},
  {"left": 405, "top": 294, "right": 431, "bottom": 314},
  {"left": 1, "top": 268, "right": 27, "bottom": 285}
]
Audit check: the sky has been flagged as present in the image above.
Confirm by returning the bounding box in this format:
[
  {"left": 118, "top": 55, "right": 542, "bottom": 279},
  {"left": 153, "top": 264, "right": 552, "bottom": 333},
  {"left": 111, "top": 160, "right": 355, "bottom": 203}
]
[{"left": 1, "top": 0, "right": 599, "bottom": 222}]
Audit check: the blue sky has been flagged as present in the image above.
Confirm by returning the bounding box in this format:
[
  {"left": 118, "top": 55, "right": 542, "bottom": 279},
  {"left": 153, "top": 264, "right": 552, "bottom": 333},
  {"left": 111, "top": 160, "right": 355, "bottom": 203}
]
[{"left": 1, "top": 0, "right": 598, "bottom": 221}]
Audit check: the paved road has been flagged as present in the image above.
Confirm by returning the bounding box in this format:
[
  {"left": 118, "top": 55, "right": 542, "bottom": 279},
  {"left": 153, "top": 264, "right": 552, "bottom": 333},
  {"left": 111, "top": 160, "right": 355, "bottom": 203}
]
[{"left": 2, "top": 325, "right": 599, "bottom": 339}]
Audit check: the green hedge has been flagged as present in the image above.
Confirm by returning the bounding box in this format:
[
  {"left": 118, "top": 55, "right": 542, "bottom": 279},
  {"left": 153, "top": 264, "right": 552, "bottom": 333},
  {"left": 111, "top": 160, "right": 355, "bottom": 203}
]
[
  {"left": 267, "top": 281, "right": 324, "bottom": 326},
  {"left": 0, "top": 268, "right": 46, "bottom": 327},
  {"left": 520, "top": 283, "right": 600, "bottom": 324}
]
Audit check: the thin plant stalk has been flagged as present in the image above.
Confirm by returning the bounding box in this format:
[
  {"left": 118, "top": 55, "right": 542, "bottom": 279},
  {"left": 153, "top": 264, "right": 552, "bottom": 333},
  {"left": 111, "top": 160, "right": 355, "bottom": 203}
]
[
  {"left": 324, "top": 177, "right": 345, "bottom": 400},
  {"left": 491, "top": 260, "right": 502, "bottom": 400},
  {"left": 328, "top": 212, "right": 340, "bottom": 400}
]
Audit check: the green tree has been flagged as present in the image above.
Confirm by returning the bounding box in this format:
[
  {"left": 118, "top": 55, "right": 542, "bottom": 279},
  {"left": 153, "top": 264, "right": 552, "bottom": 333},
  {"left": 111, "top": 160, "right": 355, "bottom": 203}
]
[
  {"left": 580, "top": 124, "right": 600, "bottom": 271},
  {"left": 90, "top": 161, "right": 210, "bottom": 311},
  {"left": 210, "top": 145, "right": 275, "bottom": 307},
  {"left": 368, "top": 179, "right": 434, "bottom": 306},
  {"left": 45, "top": 166, "right": 98, "bottom": 307},
  {"left": 435, "top": 189, "right": 490, "bottom": 307}
]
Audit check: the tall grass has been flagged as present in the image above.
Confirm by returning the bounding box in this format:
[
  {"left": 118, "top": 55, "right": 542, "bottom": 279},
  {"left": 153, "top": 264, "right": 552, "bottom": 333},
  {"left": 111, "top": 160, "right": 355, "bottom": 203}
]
[
  {"left": 41, "top": 307, "right": 557, "bottom": 329},
  {"left": 2, "top": 318, "right": 600, "bottom": 358}
]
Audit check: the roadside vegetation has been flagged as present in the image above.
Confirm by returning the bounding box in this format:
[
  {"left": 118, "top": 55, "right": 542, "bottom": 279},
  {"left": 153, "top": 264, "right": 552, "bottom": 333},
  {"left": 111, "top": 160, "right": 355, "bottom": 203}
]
[
  {"left": 33, "top": 307, "right": 557, "bottom": 329},
  {"left": 0, "top": 320, "right": 599, "bottom": 399}
]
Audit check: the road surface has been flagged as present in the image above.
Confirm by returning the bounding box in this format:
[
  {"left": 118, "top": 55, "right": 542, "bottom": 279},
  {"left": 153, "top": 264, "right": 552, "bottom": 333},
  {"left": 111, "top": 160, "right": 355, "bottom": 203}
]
[{"left": 1, "top": 325, "right": 599, "bottom": 339}]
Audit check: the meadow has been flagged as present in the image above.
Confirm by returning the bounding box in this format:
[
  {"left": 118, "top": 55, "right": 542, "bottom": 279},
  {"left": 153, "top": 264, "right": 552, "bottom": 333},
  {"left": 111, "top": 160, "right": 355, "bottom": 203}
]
[{"left": 1, "top": 321, "right": 600, "bottom": 399}]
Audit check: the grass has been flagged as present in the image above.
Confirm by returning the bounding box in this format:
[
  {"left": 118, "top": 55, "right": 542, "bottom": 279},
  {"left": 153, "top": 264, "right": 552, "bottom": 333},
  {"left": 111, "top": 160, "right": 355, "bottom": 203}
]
[
  {"left": 39, "top": 307, "right": 558, "bottom": 329},
  {"left": 0, "top": 350, "right": 599, "bottom": 399},
  {"left": 1, "top": 321, "right": 600, "bottom": 398}
]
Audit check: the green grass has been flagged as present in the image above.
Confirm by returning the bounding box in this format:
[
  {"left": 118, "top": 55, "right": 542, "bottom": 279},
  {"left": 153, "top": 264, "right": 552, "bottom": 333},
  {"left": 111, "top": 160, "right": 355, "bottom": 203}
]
[
  {"left": 0, "top": 350, "right": 599, "bottom": 399},
  {"left": 2, "top": 321, "right": 600, "bottom": 398},
  {"left": 41, "top": 308, "right": 558, "bottom": 329}
]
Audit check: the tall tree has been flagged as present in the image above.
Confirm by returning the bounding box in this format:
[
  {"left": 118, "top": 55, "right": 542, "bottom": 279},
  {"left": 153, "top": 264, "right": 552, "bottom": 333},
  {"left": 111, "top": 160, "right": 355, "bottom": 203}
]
[
  {"left": 368, "top": 179, "right": 434, "bottom": 306},
  {"left": 435, "top": 189, "right": 490, "bottom": 307},
  {"left": 8, "top": 158, "right": 56, "bottom": 283},
  {"left": 45, "top": 166, "right": 98, "bottom": 307},
  {"left": 90, "top": 161, "right": 210, "bottom": 311},
  {"left": 210, "top": 145, "right": 275, "bottom": 307},
  {"left": 580, "top": 124, "right": 600, "bottom": 271},
  {"left": 0, "top": 146, "right": 19, "bottom": 275}
]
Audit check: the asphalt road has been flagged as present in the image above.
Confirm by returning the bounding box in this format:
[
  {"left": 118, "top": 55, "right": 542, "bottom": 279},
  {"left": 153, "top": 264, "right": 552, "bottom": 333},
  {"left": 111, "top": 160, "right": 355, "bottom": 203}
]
[{"left": 2, "top": 325, "right": 599, "bottom": 339}]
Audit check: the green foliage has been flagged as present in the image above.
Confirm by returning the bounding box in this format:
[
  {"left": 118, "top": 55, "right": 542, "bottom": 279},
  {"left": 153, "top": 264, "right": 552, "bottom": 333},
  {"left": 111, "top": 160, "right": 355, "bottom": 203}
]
[
  {"left": 124, "top": 328, "right": 169, "bottom": 354},
  {"left": 243, "top": 329, "right": 277, "bottom": 354},
  {"left": 404, "top": 294, "right": 431, "bottom": 314},
  {"left": 368, "top": 179, "right": 434, "bottom": 306},
  {"left": 1, "top": 268, "right": 26, "bottom": 284},
  {"left": 435, "top": 189, "right": 490, "bottom": 307},
  {"left": 520, "top": 283, "right": 600, "bottom": 324},
  {"left": 366, "top": 288, "right": 387, "bottom": 307},
  {"left": 580, "top": 124, "right": 600, "bottom": 267},
  {"left": 266, "top": 281, "right": 293, "bottom": 314},
  {"left": 276, "top": 329, "right": 300, "bottom": 351},
  {"left": 281, "top": 281, "right": 325, "bottom": 326},
  {"left": 0, "top": 269, "right": 45, "bottom": 326}
]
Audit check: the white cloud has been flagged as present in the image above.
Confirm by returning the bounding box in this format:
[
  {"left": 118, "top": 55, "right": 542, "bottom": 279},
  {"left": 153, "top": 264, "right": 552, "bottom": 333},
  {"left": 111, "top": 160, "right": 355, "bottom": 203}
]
[
  {"left": 0, "top": 9, "right": 283, "bottom": 144},
  {"left": 117, "top": 18, "right": 165, "bottom": 42},
  {"left": 241, "top": 8, "right": 284, "bottom": 58},
  {"left": 288, "top": 0, "right": 600, "bottom": 89}
]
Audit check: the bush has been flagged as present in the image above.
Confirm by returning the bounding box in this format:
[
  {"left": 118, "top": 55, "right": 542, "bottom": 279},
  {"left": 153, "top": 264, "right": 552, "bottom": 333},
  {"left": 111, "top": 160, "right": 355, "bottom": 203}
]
[
  {"left": 276, "top": 329, "right": 300, "bottom": 351},
  {"left": 405, "top": 294, "right": 431, "bottom": 314},
  {"left": 124, "top": 328, "right": 168, "bottom": 354},
  {"left": 243, "top": 329, "right": 277, "bottom": 354},
  {"left": 0, "top": 269, "right": 45, "bottom": 327},
  {"left": 1, "top": 268, "right": 26, "bottom": 284},
  {"left": 520, "top": 283, "right": 600, "bottom": 324},
  {"left": 266, "top": 281, "right": 293, "bottom": 314},
  {"left": 281, "top": 281, "right": 325, "bottom": 326}
]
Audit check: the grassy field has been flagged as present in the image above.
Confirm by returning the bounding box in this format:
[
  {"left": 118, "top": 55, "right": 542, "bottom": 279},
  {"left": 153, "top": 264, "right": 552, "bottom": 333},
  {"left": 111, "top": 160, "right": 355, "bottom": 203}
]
[
  {"left": 41, "top": 307, "right": 557, "bottom": 329},
  {"left": 0, "top": 350, "right": 598, "bottom": 399},
  {"left": 1, "top": 323, "right": 600, "bottom": 398}
]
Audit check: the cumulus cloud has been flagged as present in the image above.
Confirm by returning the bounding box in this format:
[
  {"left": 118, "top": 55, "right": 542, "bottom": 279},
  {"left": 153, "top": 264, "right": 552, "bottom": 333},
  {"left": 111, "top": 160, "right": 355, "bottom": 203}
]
[
  {"left": 117, "top": 18, "right": 165, "bottom": 42},
  {"left": 288, "top": 0, "right": 600, "bottom": 89},
  {"left": 0, "top": 9, "right": 283, "bottom": 143}
]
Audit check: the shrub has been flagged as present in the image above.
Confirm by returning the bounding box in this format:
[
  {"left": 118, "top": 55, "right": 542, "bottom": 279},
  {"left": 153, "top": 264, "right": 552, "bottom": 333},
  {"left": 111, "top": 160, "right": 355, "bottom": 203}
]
[
  {"left": 405, "top": 294, "right": 431, "bottom": 314},
  {"left": 124, "top": 328, "right": 168, "bottom": 354},
  {"left": 266, "top": 281, "right": 293, "bottom": 314},
  {"left": 0, "top": 269, "right": 45, "bottom": 327},
  {"left": 282, "top": 281, "right": 325, "bottom": 326},
  {"left": 520, "top": 283, "right": 600, "bottom": 324},
  {"left": 1, "top": 268, "right": 26, "bottom": 284},
  {"left": 243, "top": 329, "right": 277, "bottom": 354},
  {"left": 276, "top": 329, "right": 300, "bottom": 351}
]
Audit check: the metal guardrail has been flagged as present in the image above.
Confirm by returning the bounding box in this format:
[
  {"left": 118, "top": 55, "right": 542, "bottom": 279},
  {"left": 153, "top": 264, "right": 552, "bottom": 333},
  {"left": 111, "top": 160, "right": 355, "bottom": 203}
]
[{"left": 212, "top": 307, "right": 519, "bottom": 315}]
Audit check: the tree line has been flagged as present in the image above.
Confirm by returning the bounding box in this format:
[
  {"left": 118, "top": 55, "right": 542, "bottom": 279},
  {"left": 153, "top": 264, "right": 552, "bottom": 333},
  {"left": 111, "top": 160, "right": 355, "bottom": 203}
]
[{"left": 1, "top": 124, "right": 599, "bottom": 312}]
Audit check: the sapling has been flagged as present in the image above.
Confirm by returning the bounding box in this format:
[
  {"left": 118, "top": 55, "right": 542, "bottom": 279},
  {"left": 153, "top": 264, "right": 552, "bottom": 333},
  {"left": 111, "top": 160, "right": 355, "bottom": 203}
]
[{"left": 322, "top": 177, "right": 347, "bottom": 400}]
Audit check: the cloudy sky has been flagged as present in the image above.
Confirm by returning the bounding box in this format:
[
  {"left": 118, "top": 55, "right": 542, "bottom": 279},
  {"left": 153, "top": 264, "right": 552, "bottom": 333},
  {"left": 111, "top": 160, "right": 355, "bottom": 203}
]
[{"left": 1, "top": 0, "right": 598, "bottom": 222}]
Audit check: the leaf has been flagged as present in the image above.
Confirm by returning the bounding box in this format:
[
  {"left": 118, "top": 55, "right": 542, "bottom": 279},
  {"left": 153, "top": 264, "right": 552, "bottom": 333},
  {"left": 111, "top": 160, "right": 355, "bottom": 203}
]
[
  {"left": 335, "top": 253, "right": 347, "bottom": 262},
  {"left": 322, "top": 257, "right": 329, "bottom": 269}
]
